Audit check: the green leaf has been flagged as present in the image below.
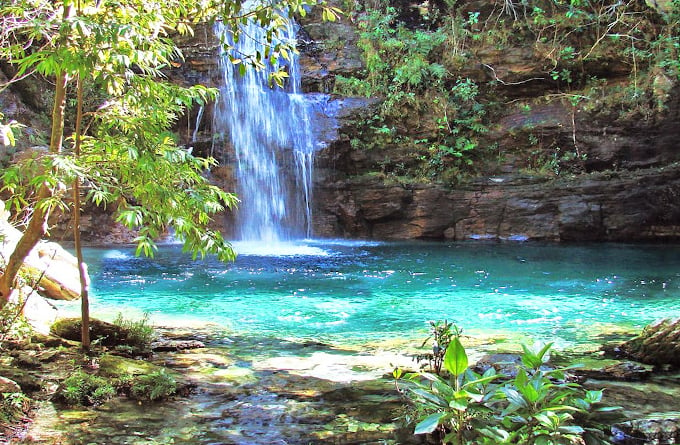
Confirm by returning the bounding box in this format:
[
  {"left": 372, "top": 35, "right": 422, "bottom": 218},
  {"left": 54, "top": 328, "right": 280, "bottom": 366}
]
[
  {"left": 444, "top": 335, "right": 468, "bottom": 377},
  {"left": 521, "top": 342, "right": 553, "bottom": 369},
  {"left": 584, "top": 389, "right": 603, "bottom": 404},
  {"left": 461, "top": 372, "right": 500, "bottom": 389},
  {"left": 408, "top": 387, "right": 448, "bottom": 408},
  {"left": 414, "top": 412, "right": 447, "bottom": 435},
  {"left": 478, "top": 426, "right": 510, "bottom": 441},
  {"left": 503, "top": 388, "right": 528, "bottom": 409},
  {"left": 542, "top": 405, "right": 583, "bottom": 413},
  {"left": 560, "top": 425, "right": 585, "bottom": 434},
  {"left": 449, "top": 398, "right": 467, "bottom": 411}
]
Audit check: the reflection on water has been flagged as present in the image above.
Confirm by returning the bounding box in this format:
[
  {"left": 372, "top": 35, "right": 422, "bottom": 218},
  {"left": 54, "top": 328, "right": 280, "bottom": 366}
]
[{"left": 61, "top": 240, "right": 680, "bottom": 348}]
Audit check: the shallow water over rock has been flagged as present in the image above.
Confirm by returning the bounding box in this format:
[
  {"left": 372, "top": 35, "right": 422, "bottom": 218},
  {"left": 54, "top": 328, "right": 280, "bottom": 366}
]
[
  {"left": 32, "top": 331, "right": 417, "bottom": 444},
  {"left": 40, "top": 241, "right": 680, "bottom": 443},
  {"left": 14, "top": 324, "right": 680, "bottom": 445}
]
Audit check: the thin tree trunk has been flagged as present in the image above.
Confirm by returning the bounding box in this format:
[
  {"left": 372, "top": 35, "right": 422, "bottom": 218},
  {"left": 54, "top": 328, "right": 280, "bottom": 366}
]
[
  {"left": 0, "top": 4, "right": 73, "bottom": 306},
  {"left": 74, "top": 72, "right": 90, "bottom": 350},
  {"left": 0, "top": 3, "right": 73, "bottom": 306},
  {"left": 0, "top": 69, "right": 69, "bottom": 305}
]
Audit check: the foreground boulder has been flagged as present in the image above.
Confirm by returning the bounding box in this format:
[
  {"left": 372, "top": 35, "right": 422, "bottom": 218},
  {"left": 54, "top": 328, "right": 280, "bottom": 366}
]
[
  {"left": 0, "top": 203, "right": 85, "bottom": 301},
  {"left": 614, "top": 318, "right": 680, "bottom": 368},
  {"left": 50, "top": 317, "right": 153, "bottom": 356}
]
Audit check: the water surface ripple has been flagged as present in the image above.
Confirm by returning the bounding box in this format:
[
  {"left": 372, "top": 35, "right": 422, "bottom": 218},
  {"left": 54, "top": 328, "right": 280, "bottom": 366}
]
[{"left": 67, "top": 240, "right": 680, "bottom": 349}]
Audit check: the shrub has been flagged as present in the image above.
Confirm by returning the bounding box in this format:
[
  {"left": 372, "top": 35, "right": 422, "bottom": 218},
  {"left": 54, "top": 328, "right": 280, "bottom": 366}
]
[
  {"left": 112, "top": 312, "right": 156, "bottom": 355},
  {"left": 0, "top": 392, "right": 30, "bottom": 425},
  {"left": 395, "top": 325, "right": 616, "bottom": 444},
  {"left": 130, "top": 369, "right": 177, "bottom": 401},
  {"left": 60, "top": 370, "right": 115, "bottom": 406},
  {"left": 415, "top": 320, "right": 455, "bottom": 374},
  {"left": 0, "top": 302, "right": 32, "bottom": 346}
]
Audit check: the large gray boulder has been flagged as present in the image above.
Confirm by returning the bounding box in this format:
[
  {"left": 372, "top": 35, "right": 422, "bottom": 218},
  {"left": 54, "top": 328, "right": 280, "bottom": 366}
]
[{"left": 0, "top": 202, "right": 85, "bottom": 302}]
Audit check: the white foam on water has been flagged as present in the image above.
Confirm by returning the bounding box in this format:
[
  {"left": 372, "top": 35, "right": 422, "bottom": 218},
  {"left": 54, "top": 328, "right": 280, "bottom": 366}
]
[
  {"left": 232, "top": 240, "right": 329, "bottom": 257},
  {"left": 102, "top": 250, "right": 131, "bottom": 260}
]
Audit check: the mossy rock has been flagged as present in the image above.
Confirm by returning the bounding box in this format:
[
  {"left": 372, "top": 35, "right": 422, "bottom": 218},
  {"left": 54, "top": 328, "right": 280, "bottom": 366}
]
[
  {"left": 97, "top": 354, "right": 191, "bottom": 399},
  {"left": 50, "top": 318, "right": 150, "bottom": 355},
  {"left": 51, "top": 318, "right": 124, "bottom": 346},
  {"left": 97, "top": 354, "right": 164, "bottom": 378}
]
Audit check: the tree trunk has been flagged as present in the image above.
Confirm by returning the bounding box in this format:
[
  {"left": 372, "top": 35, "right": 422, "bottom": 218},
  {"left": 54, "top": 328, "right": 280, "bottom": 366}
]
[
  {"left": 74, "top": 74, "right": 91, "bottom": 350},
  {"left": 0, "top": 27, "right": 71, "bottom": 305}
]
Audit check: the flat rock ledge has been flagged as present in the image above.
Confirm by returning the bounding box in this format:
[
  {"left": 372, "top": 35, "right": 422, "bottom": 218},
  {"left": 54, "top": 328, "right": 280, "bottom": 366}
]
[{"left": 151, "top": 339, "right": 205, "bottom": 352}]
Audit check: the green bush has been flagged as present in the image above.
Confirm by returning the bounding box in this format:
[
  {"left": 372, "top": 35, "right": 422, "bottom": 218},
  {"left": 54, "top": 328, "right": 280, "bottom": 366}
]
[
  {"left": 395, "top": 325, "right": 616, "bottom": 444},
  {"left": 0, "top": 392, "right": 30, "bottom": 424},
  {"left": 130, "top": 369, "right": 177, "bottom": 401},
  {"left": 415, "top": 320, "right": 455, "bottom": 374},
  {"left": 112, "top": 312, "right": 155, "bottom": 354},
  {"left": 0, "top": 302, "right": 32, "bottom": 346},
  {"left": 60, "top": 369, "right": 116, "bottom": 406}
]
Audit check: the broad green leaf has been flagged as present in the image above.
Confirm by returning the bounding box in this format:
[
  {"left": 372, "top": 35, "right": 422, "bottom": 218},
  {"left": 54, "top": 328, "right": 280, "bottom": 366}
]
[
  {"left": 534, "top": 435, "right": 552, "bottom": 445},
  {"left": 560, "top": 425, "right": 585, "bottom": 434},
  {"left": 455, "top": 389, "right": 484, "bottom": 403},
  {"left": 408, "top": 387, "right": 448, "bottom": 408},
  {"left": 534, "top": 412, "right": 558, "bottom": 429},
  {"left": 514, "top": 368, "right": 528, "bottom": 388},
  {"left": 414, "top": 412, "right": 447, "bottom": 435},
  {"left": 518, "top": 381, "right": 539, "bottom": 404},
  {"left": 462, "top": 373, "right": 502, "bottom": 390},
  {"left": 503, "top": 388, "right": 528, "bottom": 409},
  {"left": 449, "top": 398, "right": 467, "bottom": 411},
  {"left": 478, "top": 426, "right": 510, "bottom": 441},
  {"left": 444, "top": 335, "right": 468, "bottom": 377},
  {"left": 542, "top": 405, "right": 583, "bottom": 413},
  {"left": 584, "top": 389, "right": 603, "bottom": 404}
]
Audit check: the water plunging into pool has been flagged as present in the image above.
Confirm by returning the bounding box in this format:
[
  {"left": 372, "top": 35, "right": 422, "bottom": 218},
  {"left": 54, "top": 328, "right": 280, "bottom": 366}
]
[{"left": 213, "top": 19, "right": 315, "bottom": 243}]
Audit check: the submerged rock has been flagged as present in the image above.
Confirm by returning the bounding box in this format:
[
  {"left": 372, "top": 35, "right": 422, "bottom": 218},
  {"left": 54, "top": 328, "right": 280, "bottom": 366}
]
[
  {"left": 612, "top": 413, "right": 680, "bottom": 445},
  {"left": 578, "top": 361, "right": 654, "bottom": 382}
]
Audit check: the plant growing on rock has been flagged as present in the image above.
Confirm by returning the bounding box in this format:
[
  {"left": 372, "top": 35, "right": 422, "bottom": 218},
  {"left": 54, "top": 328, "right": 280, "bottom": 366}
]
[
  {"left": 396, "top": 327, "right": 505, "bottom": 444},
  {"left": 0, "top": 391, "right": 30, "bottom": 426},
  {"left": 60, "top": 369, "right": 116, "bottom": 406},
  {"left": 112, "top": 312, "right": 156, "bottom": 355},
  {"left": 415, "top": 319, "right": 455, "bottom": 374},
  {"left": 395, "top": 324, "right": 615, "bottom": 444},
  {"left": 129, "top": 369, "right": 177, "bottom": 402},
  {"left": 0, "top": 301, "right": 32, "bottom": 347},
  {"left": 497, "top": 342, "right": 614, "bottom": 444}
]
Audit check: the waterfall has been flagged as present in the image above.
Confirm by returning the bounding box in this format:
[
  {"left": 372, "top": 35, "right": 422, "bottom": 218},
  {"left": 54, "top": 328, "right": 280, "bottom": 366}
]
[{"left": 213, "top": 17, "right": 316, "bottom": 242}]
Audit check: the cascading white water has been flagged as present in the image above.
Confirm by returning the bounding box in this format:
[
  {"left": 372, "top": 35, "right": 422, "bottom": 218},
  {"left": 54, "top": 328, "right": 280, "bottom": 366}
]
[{"left": 213, "top": 17, "right": 316, "bottom": 242}]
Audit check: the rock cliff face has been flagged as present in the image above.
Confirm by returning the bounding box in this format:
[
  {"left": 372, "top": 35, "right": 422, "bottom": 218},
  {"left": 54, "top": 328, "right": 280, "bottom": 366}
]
[
  {"left": 311, "top": 166, "right": 680, "bottom": 241},
  {"left": 297, "top": 1, "right": 680, "bottom": 241}
]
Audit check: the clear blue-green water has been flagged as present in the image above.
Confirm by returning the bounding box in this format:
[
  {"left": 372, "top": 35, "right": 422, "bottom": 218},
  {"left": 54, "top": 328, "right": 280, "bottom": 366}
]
[{"left": 67, "top": 240, "right": 680, "bottom": 348}]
